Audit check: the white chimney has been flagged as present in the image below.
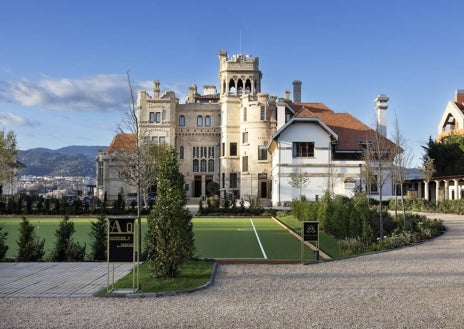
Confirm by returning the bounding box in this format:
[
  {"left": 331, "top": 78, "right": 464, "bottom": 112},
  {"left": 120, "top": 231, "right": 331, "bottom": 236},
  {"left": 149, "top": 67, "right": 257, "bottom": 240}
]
[{"left": 374, "top": 94, "right": 389, "bottom": 137}]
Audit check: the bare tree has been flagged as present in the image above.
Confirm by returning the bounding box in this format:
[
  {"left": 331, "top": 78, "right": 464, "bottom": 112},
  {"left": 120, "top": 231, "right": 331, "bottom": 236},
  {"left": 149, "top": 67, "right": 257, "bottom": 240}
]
[
  {"left": 363, "top": 125, "right": 396, "bottom": 238},
  {"left": 116, "top": 71, "right": 160, "bottom": 256},
  {"left": 391, "top": 115, "right": 411, "bottom": 226}
]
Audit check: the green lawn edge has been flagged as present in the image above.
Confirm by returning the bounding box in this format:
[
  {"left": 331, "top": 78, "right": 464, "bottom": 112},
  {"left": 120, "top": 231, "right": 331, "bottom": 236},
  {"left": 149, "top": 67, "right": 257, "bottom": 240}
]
[{"left": 96, "top": 259, "right": 216, "bottom": 297}]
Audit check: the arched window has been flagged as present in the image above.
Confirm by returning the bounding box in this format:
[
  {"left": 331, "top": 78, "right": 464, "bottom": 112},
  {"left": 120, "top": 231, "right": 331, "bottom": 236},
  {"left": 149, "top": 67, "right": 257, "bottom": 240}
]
[
  {"left": 237, "top": 79, "right": 243, "bottom": 94},
  {"left": 193, "top": 159, "right": 199, "bottom": 172},
  {"left": 245, "top": 79, "right": 252, "bottom": 94},
  {"left": 179, "top": 115, "right": 185, "bottom": 126},
  {"left": 179, "top": 146, "right": 184, "bottom": 159},
  {"left": 200, "top": 159, "right": 207, "bottom": 172},
  {"left": 197, "top": 115, "right": 203, "bottom": 127},
  {"left": 205, "top": 115, "right": 211, "bottom": 127},
  {"left": 208, "top": 159, "right": 214, "bottom": 172}
]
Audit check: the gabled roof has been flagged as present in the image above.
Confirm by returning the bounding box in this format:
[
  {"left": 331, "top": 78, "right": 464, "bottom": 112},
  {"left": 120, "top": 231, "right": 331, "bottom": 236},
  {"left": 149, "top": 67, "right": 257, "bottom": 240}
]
[
  {"left": 105, "top": 133, "right": 136, "bottom": 153},
  {"left": 274, "top": 102, "right": 396, "bottom": 153}
]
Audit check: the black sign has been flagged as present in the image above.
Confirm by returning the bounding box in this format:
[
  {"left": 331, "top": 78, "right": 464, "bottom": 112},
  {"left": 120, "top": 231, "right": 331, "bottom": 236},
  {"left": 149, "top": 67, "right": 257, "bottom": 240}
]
[
  {"left": 303, "top": 221, "right": 318, "bottom": 241},
  {"left": 108, "top": 217, "right": 135, "bottom": 262}
]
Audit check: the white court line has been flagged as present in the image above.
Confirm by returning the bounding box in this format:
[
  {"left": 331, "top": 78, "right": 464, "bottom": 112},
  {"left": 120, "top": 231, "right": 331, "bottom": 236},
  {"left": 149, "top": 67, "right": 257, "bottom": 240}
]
[{"left": 250, "top": 218, "right": 267, "bottom": 259}]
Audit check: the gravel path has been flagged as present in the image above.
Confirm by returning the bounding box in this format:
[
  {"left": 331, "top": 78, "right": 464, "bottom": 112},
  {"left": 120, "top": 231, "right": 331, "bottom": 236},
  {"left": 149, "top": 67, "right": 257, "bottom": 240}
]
[{"left": 1, "top": 213, "right": 463, "bottom": 328}]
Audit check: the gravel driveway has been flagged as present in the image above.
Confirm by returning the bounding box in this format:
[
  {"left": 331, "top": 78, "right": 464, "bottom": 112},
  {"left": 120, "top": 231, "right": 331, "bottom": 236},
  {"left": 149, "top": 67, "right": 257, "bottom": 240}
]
[{"left": 1, "top": 212, "right": 463, "bottom": 328}]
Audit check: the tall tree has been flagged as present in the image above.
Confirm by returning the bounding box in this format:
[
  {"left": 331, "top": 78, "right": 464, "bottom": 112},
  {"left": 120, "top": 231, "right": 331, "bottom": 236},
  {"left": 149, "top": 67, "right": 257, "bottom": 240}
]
[
  {"left": 0, "top": 129, "right": 18, "bottom": 196},
  {"left": 146, "top": 146, "right": 194, "bottom": 278}
]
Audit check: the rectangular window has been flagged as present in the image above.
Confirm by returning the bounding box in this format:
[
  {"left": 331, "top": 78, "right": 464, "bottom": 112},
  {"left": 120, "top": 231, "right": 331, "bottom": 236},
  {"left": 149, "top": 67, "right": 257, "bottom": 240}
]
[
  {"left": 222, "top": 173, "right": 225, "bottom": 188},
  {"left": 222, "top": 143, "right": 225, "bottom": 157},
  {"left": 292, "top": 142, "right": 315, "bottom": 157},
  {"left": 149, "top": 112, "right": 155, "bottom": 123},
  {"left": 242, "top": 132, "right": 248, "bottom": 144},
  {"left": 242, "top": 156, "right": 248, "bottom": 172},
  {"left": 159, "top": 136, "right": 165, "bottom": 143},
  {"left": 179, "top": 115, "right": 185, "bottom": 126},
  {"left": 243, "top": 108, "right": 247, "bottom": 122},
  {"left": 260, "top": 106, "right": 265, "bottom": 120},
  {"left": 155, "top": 112, "right": 161, "bottom": 123},
  {"left": 258, "top": 145, "right": 268, "bottom": 160},
  {"left": 230, "top": 142, "right": 237, "bottom": 156},
  {"left": 230, "top": 173, "right": 237, "bottom": 188}
]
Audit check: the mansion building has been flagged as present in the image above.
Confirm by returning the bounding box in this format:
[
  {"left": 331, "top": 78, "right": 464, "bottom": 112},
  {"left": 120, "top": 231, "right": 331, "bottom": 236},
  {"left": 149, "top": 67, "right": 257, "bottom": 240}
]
[{"left": 96, "top": 50, "right": 397, "bottom": 206}]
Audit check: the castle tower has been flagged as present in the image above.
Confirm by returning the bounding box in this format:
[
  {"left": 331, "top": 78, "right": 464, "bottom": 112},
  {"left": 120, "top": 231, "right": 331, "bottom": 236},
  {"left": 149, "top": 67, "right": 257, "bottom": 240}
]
[{"left": 217, "top": 50, "right": 265, "bottom": 198}]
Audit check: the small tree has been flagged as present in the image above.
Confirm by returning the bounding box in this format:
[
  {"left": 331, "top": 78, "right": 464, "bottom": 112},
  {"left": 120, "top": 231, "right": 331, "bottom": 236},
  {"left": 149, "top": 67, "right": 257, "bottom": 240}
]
[
  {"left": 146, "top": 146, "right": 194, "bottom": 278},
  {"left": 288, "top": 167, "right": 310, "bottom": 200},
  {"left": 0, "top": 223, "right": 9, "bottom": 259},
  {"left": 89, "top": 215, "right": 107, "bottom": 261},
  {"left": 16, "top": 217, "right": 45, "bottom": 261},
  {"left": 50, "top": 215, "right": 86, "bottom": 261}
]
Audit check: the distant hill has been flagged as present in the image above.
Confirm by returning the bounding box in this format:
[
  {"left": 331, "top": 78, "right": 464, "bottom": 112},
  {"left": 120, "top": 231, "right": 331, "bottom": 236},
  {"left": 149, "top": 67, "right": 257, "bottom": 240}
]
[{"left": 17, "top": 146, "right": 107, "bottom": 177}]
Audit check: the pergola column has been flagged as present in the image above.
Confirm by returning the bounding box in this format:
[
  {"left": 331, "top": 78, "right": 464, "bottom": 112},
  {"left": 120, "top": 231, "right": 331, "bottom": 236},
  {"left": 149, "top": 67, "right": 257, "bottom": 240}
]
[
  {"left": 435, "top": 180, "right": 441, "bottom": 203},
  {"left": 454, "top": 179, "right": 461, "bottom": 199},
  {"left": 444, "top": 180, "right": 450, "bottom": 200},
  {"left": 423, "top": 181, "right": 429, "bottom": 200}
]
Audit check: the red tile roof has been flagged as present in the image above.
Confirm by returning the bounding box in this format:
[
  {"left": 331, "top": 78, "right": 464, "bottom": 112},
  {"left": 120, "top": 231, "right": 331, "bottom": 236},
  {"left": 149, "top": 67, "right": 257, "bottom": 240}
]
[
  {"left": 105, "top": 133, "right": 136, "bottom": 153},
  {"left": 290, "top": 102, "right": 396, "bottom": 152}
]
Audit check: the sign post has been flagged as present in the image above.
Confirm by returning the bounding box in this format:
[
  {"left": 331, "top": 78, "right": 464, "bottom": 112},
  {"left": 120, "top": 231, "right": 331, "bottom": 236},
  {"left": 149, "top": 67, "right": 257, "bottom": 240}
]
[
  {"left": 301, "top": 221, "right": 319, "bottom": 263},
  {"left": 107, "top": 217, "right": 139, "bottom": 293}
]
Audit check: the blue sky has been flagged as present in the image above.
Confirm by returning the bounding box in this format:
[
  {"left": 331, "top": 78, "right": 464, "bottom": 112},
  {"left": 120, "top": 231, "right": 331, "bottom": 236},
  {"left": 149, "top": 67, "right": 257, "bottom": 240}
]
[{"left": 1, "top": 0, "right": 464, "bottom": 166}]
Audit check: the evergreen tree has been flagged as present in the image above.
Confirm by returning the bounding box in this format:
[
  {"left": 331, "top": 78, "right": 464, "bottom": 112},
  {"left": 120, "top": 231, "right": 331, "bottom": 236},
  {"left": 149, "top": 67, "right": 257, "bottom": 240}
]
[
  {"left": 50, "top": 215, "right": 86, "bottom": 261},
  {"left": 89, "top": 215, "right": 107, "bottom": 261},
  {"left": 16, "top": 217, "right": 45, "bottom": 261},
  {"left": 0, "top": 223, "right": 8, "bottom": 259},
  {"left": 146, "top": 146, "right": 194, "bottom": 278}
]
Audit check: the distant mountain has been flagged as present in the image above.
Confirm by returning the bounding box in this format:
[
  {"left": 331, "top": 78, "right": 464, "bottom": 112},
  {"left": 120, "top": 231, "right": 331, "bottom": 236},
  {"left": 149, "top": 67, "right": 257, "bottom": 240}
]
[{"left": 17, "top": 146, "right": 107, "bottom": 177}]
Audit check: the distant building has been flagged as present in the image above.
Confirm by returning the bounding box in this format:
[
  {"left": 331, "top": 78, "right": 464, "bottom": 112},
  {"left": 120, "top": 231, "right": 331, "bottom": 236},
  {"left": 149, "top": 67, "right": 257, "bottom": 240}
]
[{"left": 96, "top": 50, "right": 398, "bottom": 205}]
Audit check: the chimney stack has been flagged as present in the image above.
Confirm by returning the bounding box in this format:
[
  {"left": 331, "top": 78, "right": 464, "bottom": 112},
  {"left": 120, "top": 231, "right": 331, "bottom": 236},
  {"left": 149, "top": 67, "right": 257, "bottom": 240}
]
[
  {"left": 374, "top": 94, "right": 389, "bottom": 137},
  {"left": 455, "top": 89, "right": 464, "bottom": 104},
  {"left": 153, "top": 80, "right": 160, "bottom": 99},
  {"left": 293, "top": 80, "right": 302, "bottom": 103},
  {"left": 284, "top": 90, "right": 291, "bottom": 100}
]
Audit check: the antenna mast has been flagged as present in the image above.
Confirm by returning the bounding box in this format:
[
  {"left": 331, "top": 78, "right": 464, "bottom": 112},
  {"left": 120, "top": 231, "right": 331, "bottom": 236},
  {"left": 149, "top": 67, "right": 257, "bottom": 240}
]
[{"left": 239, "top": 31, "right": 242, "bottom": 54}]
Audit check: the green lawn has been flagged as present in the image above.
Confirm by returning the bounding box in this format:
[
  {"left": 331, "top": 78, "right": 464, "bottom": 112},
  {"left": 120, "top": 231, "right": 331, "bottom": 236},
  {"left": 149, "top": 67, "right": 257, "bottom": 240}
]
[{"left": 1, "top": 216, "right": 320, "bottom": 261}]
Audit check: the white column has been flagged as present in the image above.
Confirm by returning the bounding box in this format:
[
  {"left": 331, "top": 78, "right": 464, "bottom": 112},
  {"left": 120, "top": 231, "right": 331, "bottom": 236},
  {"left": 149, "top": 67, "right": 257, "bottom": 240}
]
[
  {"left": 444, "top": 180, "right": 449, "bottom": 200},
  {"left": 424, "top": 181, "right": 429, "bottom": 201},
  {"left": 435, "top": 180, "right": 440, "bottom": 203},
  {"left": 455, "top": 179, "right": 461, "bottom": 199}
]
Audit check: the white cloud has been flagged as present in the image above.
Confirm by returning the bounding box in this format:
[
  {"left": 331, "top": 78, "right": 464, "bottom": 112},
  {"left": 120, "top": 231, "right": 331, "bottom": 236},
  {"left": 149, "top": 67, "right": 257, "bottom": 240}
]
[
  {"left": 0, "top": 112, "right": 38, "bottom": 127},
  {"left": 0, "top": 74, "right": 131, "bottom": 112}
]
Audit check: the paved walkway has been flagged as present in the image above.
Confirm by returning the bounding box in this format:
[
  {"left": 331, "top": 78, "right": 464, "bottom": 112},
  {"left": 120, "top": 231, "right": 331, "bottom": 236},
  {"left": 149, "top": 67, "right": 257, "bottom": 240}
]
[{"left": 0, "top": 262, "right": 133, "bottom": 297}]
